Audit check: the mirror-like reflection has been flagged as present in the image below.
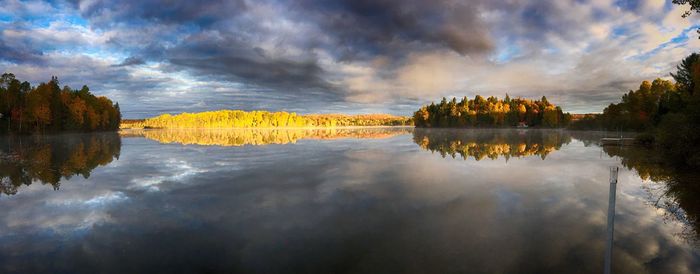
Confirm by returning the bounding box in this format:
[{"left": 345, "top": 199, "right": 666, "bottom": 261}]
[
  {"left": 568, "top": 130, "right": 700, "bottom": 243},
  {"left": 0, "top": 129, "right": 698, "bottom": 273},
  {"left": 601, "top": 143, "right": 700, "bottom": 243},
  {"left": 413, "top": 128, "right": 571, "bottom": 160},
  {"left": 0, "top": 133, "right": 121, "bottom": 195},
  {"left": 121, "top": 127, "right": 412, "bottom": 146}
]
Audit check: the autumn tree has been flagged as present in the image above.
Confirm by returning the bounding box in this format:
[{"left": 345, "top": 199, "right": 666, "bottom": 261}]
[
  {"left": 413, "top": 95, "right": 569, "bottom": 128},
  {"left": 122, "top": 110, "right": 412, "bottom": 129},
  {"left": 0, "top": 74, "right": 121, "bottom": 133}
]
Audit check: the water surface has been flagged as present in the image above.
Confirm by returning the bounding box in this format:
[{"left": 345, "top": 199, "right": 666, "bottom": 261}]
[{"left": 0, "top": 128, "right": 698, "bottom": 273}]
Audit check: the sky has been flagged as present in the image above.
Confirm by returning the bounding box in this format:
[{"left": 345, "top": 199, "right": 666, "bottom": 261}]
[{"left": 0, "top": 0, "right": 699, "bottom": 118}]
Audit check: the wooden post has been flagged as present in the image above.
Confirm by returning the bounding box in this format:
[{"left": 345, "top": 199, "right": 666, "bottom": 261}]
[{"left": 604, "top": 166, "right": 619, "bottom": 274}]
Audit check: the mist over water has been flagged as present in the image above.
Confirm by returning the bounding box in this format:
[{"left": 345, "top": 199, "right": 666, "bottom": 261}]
[{"left": 0, "top": 128, "right": 698, "bottom": 273}]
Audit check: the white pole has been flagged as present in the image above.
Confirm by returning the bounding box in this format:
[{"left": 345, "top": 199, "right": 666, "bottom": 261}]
[{"left": 604, "top": 166, "right": 619, "bottom": 274}]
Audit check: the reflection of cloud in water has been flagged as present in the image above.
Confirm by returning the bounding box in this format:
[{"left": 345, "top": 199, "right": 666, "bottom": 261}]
[
  {"left": 129, "top": 159, "right": 206, "bottom": 191},
  {"left": 569, "top": 130, "right": 700, "bottom": 246},
  {"left": 1, "top": 187, "right": 128, "bottom": 234},
  {"left": 0, "top": 130, "right": 698, "bottom": 273},
  {"left": 316, "top": 143, "right": 698, "bottom": 273},
  {"left": 48, "top": 191, "right": 128, "bottom": 207}
]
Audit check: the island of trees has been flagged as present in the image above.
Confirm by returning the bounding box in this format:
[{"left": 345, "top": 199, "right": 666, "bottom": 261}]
[
  {"left": 0, "top": 73, "right": 121, "bottom": 133},
  {"left": 413, "top": 95, "right": 571, "bottom": 128},
  {"left": 121, "top": 110, "right": 412, "bottom": 129},
  {"left": 569, "top": 52, "right": 700, "bottom": 168}
]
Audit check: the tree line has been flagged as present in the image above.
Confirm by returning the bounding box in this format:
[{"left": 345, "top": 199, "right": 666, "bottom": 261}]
[
  {"left": 569, "top": 53, "right": 700, "bottom": 168},
  {"left": 0, "top": 73, "right": 121, "bottom": 133},
  {"left": 120, "top": 110, "right": 412, "bottom": 129},
  {"left": 413, "top": 95, "right": 571, "bottom": 128},
  {"left": 568, "top": 78, "right": 678, "bottom": 131}
]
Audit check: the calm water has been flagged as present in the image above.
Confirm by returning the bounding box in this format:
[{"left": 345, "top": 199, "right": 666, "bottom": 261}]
[{"left": 0, "top": 128, "right": 698, "bottom": 273}]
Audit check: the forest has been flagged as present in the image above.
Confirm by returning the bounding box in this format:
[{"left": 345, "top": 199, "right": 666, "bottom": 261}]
[
  {"left": 568, "top": 78, "right": 678, "bottom": 131},
  {"left": 0, "top": 73, "right": 121, "bottom": 133},
  {"left": 569, "top": 53, "right": 700, "bottom": 168},
  {"left": 413, "top": 95, "right": 571, "bottom": 128},
  {"left": 121, "top": 110, "right": 412, "bottom": 129}
]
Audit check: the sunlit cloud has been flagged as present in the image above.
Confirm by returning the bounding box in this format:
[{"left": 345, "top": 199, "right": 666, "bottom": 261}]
[{"left": 1, "top": 0, "right": 699, "bottom": 116}]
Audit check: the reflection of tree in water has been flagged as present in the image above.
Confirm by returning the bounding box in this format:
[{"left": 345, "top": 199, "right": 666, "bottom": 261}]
[
  {"left": 0, "top": 133, "right": 121, "bottom": 195},
  {"left": 602, "top": 145, "right": 700, "bottom": 243},
  {"left": 121, "top": 128, "right": 411, "bottom": 146},
  {"left": 413, "top": 129, "right": 571, "bottom": 161}
]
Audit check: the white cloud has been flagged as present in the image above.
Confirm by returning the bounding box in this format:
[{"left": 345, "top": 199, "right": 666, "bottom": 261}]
[{"left": 2, "top": 0, "right": 700, "bottom": 115}]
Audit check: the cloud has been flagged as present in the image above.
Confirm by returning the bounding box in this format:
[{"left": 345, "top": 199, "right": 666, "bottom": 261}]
[
  {"left": 294, "top": 0, "right": 494, "bottom": 59},
  {"left": 166, "top": 31, "right": 334, "bottom": 92},
  {"left": 1, "top": 0, "right": 699, "bottom": 116},
  {"left": 0, "top": 39, "right": 45, "bottom": 64},
  {"left": 67, "top": 0, "right": 248, "bottom": 27},
  {"left": 113, "top": 56, "right": 145, "bottom": 67}
]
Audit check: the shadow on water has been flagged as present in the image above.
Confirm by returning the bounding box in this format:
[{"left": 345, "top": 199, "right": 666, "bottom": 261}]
[
  {"left": 0, "top": 133, "right": 121, "bottom": 195},
  {"left": 412, "top": 128, "right": 572, "bottom": 160}
]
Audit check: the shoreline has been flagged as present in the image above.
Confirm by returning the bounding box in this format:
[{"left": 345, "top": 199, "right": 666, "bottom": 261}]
[{"left": 119, "top": 125, "right": 415, "bottom": 130}]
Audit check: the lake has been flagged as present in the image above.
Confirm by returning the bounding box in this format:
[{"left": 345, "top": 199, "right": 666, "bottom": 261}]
[{"left": 0, "top": 128, "right": 698, "bottom": 273}]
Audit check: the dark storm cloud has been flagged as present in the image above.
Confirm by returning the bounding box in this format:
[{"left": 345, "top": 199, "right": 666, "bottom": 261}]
[
  {"left": 67, "top": 0, "right": 248, "bottom": 27},
  {"left": 166, "top": 32, "right": 334, "bottom": 93},
  {"left": 0, "top": 21, "right": 48, "bottom": 65},
  {"left": 65, "top": 0, "right": 338, "bottom": 96},
  {"left": 55, "top": 0, "right": 507, "bottom": 115},
  {"left": 7, "top": 0, "right": 499, "bottom": 71},
  {"left": 0, "top": 40, "right": 44, "bottom": 64},
  {"left": 520, "top": 1, "right": 572, "bottom": 39},
  {"left": 62, "top": 0, "right": 498, "bottom": 99},
  {"left": 485, "top": 0, "right": 595, "bottom": 44},
  {"left": 112, "top": 56, "right": 145, "bottom": 67},
  {"left": 295, "top": 0, "right": 494, "bottom": 60},
  {"left": 3, "top": 0, "right": 696, "bottom": 116}
]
